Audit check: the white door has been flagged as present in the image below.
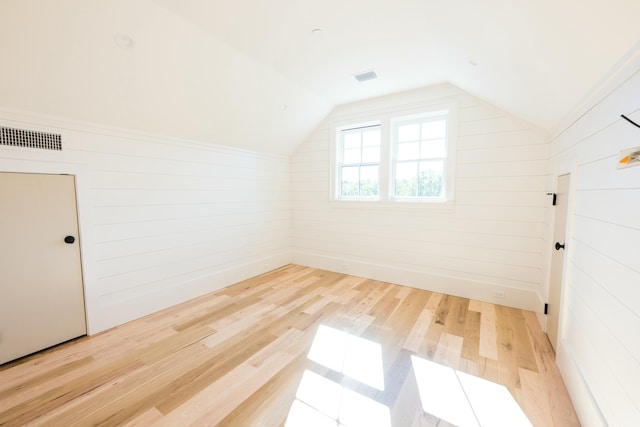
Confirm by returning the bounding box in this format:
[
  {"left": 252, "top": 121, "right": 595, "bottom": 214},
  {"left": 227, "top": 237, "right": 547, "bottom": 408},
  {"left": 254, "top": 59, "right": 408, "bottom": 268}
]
[
  {"left": 0, "top": 172, "right": 86, "bottom": 365},
  {"left": 547, "top": 173, "right": 570, "bottom": 352}
]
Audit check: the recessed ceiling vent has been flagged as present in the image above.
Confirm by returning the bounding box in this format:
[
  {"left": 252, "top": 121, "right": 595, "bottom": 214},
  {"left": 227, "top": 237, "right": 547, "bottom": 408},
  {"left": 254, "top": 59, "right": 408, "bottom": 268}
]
[
  {"left": 0, "top": 126, "right": 62, "bottom": 151},
  {"left": 354, "top": 70, "right": 378, "bottom": 82}
]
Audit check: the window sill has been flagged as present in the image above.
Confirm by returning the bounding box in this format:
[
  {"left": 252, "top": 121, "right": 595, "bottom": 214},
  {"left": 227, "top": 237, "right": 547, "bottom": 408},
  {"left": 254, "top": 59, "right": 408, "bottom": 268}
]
[{"left": 329, "top": 199, "right": 455, "bottom": 212}]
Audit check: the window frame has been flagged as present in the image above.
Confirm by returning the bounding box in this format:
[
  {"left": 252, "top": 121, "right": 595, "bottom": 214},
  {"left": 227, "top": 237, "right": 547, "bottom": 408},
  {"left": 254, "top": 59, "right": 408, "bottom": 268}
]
[
  {"left": 390, "top": 110, "right": 451, "bottom": 202},
  {"left": 330, "top": 98, "right": 458, "bottom": 209},
  {"left": 335, "top": 122, "right": 382, "bottom": 200}
]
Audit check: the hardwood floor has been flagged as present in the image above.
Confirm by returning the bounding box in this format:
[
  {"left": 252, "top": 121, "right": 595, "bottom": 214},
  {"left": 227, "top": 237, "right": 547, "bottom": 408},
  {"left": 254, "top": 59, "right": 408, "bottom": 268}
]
[{"left": 0, "top": 265, "right": 579, "bottom": 426}]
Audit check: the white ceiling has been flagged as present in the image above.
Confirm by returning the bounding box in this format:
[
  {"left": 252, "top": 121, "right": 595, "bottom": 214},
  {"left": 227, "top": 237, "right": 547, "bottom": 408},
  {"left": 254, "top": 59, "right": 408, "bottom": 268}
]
[
  {"left": 1, "top": 0, "right": 639, "bottom": 154},
  {"left": 157, "top": 0, "right": 640, "bottom": 129}
]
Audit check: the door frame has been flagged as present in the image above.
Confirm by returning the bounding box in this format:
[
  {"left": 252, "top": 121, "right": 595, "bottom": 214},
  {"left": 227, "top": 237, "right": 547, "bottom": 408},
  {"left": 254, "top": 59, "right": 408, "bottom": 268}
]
[
  {"left": 546, "top": 171, "right": 576, "bottom": 354},
  {"left": 0, "top": 158, "right": 98, "bottom": 334}
]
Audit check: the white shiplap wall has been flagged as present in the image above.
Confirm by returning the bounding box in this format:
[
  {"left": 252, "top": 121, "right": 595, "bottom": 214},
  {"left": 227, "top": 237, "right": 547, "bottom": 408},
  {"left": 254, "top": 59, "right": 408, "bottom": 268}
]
[
  {"left": 0, "top": 109, "right": 290, "bottom": 333},
  {"left": 551, "top": 52, "right": 640, "bottom": 425},
  {"left": 290, "top": 84, "right": 550, "bottom": 311}
]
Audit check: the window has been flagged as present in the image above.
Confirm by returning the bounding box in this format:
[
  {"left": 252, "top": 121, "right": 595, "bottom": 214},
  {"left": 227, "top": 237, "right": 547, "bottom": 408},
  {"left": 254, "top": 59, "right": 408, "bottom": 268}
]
[
  {"left": 331, "top": 98, "right": 457, "bottom": 205},
  {"left": 393, "top": 112, "right": 448, "bottom": 199},
  {"left": 337, "top": 124, "right": 381, "bottom": 198}
]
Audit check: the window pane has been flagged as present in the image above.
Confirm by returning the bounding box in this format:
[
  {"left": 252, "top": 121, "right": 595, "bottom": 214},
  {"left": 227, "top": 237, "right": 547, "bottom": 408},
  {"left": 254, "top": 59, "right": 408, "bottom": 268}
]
[
  {"left": 422, "top": 120, "right": 446, "bottom": 139},
  {"left": 362, "top": 146, "right": 379, "bottom": 163},
  {"left": 398, "top": 123, "right": 420, "bottom": 142},
  {"left": 395, "top": 162, "right": 418, "bottom": 197},
  {"left": 418, "top": 161, "right": 444, "bottom": 197},
  {"left": 341, "top": 166, "right": 359, "bottom": 197},
  {"left": 420, "top": 139, "right": 446, "bottom": 159},
  {"left": 344, "top": 148, "right": 361, "bottom": 164},
  {"left": 343, "top": 132, "right": 361, "bottom": 150},
  {"left": 362, "top": 129, "right": 380, "bottom": 147},
  {"left": 397, "top": 142, "right": 419, "bottom": 161},
  {"left": 360, "top": 165, "right": 379, "bottom": 196}
]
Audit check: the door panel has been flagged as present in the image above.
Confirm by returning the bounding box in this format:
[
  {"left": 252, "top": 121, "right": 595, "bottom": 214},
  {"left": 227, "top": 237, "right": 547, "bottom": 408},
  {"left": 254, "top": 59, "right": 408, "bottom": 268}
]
[
  {"left": 547, "top": 173, "right": 570, "bottom": 352},
  {"left": 0, "top": 172, "right": 86, "bottom": 365}
]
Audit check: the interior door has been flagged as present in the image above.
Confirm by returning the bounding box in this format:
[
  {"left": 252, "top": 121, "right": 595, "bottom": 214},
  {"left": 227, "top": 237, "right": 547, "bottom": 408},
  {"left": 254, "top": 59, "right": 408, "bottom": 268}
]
[
  {"left": 547, "top": 173, "right": 570, "bottom": 352},
  {"left": 0, "top": 172, "right": 86, "bottom": 365}
]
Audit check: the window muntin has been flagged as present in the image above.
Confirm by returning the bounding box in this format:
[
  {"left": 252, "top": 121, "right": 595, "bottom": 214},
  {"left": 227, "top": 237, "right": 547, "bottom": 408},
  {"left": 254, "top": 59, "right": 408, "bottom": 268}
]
[
  {"left": 393, "top": 114, "right": 448, "bottom": 199},
  {"left": 338, "top": 125, "right": 381, "bottom": 198}
]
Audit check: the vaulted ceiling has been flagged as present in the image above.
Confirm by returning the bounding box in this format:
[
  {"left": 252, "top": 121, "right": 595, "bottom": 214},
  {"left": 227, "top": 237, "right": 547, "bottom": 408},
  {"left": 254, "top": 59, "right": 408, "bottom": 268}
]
[{"left": 1, "top": 0, "right": 639, "bottom": 154}]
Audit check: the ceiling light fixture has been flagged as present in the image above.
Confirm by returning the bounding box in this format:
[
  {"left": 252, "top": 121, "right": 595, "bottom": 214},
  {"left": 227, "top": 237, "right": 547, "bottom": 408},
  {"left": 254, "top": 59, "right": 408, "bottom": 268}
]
[{"left": 354, "top": 70, "right": 378, "bottom": 82}]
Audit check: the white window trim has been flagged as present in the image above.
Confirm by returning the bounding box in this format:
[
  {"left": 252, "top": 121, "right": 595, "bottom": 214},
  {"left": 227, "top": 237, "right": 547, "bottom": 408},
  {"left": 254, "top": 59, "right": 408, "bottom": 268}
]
[
  {"left": 390, "top": 110, "right": 452, "bottom": 202},
  {"left": 334, "top": 120, "right": 382, "bottom": 201},
  {"left": 329, "top": 97, "right": 458, "bottom": 210}
]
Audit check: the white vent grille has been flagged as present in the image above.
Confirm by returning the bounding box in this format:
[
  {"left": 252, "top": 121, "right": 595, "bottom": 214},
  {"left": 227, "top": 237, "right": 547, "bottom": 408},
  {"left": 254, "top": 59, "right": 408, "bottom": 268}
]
[{"left": 0, "top": 126, "right": 62, "bottom": 151}]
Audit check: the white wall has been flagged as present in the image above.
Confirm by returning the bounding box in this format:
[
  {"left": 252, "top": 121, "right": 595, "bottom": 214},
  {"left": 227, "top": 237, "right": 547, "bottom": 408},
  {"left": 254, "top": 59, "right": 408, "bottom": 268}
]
[
  {"left": 0, "top": 0, "right": 331, "bottom": 156},
  {"left": 0, "top": 108, "right": 290, "bottom": 333},
  {"left": 551, "top": 47, "right": 640, "bottom": 426},
  {"left": 290, "top": 84, "right": 550, "bottom": 311}
]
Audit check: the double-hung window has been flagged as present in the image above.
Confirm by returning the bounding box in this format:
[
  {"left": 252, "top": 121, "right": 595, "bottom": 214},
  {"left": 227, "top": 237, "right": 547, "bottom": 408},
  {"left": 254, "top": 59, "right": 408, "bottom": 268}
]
[
  {"left": 393, "top": 112, "right": 448, "bottom": 200},
  {"left": 337, "top": 123, "right": 381, "bottom": 198},
  {"left": 332, "top": 98, "right": 457, "bottom": 205}
]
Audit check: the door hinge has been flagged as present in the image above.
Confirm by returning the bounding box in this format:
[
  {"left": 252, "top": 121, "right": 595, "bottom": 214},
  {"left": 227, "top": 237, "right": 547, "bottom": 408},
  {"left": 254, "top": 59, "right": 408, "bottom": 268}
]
[
  {"left": 546, "top": 193, "right": 557, "bottom": 206},
  {"left": 544, "top": 303, "right": 549, "bottom": 315}
]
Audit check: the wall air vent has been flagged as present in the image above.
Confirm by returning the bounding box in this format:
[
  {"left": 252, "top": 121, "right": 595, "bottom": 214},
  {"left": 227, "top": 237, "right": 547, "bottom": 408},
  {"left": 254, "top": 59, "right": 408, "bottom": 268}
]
[{"left": 0, "top": 126, "right": 62, "bottom": 151}]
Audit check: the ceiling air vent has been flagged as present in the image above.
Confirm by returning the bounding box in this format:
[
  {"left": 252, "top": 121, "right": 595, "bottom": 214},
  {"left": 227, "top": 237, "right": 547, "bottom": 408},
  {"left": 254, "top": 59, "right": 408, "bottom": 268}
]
[
  {"left": 354, "top": 70, "right": 378, "bottom": 82},
  {"left": 0, "top": 126, "right": 62, "bottom": 151}
]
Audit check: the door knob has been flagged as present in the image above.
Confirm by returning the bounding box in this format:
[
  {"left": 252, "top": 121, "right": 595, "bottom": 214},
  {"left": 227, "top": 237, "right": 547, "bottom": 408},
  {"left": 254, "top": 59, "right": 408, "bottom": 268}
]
[
  {"left": 555, "top": 242, "right": 565, "bottom": 250},
  {"left": 64, "top": 236, "right": 76, "bottom": 244}
]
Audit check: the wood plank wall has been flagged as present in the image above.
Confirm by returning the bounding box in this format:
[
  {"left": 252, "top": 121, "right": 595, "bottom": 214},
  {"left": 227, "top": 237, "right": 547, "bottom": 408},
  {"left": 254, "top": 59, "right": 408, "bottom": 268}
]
[
  {"left": 551, "top": 62, "right": 640, "bottom": 425},
  {"left": 0, "top": 111, "right": 291, "bottom": 334},
  {"left": 290, "top": 84, "right": 550, "bottom": 311}
]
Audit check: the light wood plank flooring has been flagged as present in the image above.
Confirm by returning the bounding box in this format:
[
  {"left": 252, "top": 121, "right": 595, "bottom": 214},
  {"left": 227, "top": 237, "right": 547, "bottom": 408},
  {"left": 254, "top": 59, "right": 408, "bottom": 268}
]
[{"left": 0, "top": 265, "right": 579, "bottom": 426}]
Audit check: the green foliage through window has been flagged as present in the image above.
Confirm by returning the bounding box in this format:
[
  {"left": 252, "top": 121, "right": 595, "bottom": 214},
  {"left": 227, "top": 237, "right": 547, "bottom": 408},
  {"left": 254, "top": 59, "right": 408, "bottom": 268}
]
[{"left": 395, "top": 168, "right": 443, "bottom": 198}]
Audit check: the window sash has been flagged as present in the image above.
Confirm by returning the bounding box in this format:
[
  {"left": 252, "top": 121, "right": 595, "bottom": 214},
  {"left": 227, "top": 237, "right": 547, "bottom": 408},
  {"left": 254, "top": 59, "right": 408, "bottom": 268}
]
[
  {"left": 392, "top": 114, "right": 448, "bottom": 199},
  {"left": 337, "top": 124, "right": 381, "bottom": 198},
  {"left": 340, "top": 164, "right": 380, "bottom": 197}
]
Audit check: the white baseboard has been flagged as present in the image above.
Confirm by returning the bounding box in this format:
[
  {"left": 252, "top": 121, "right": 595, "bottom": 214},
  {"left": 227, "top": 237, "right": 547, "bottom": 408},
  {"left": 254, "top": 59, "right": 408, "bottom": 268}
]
[
  {"left": 535, "top": 311, "right": 548, "bottom": 332},
  {"left": 292, "top": 250, "right": 542, "bottom": 312},
  {"left": 556, "top": 341, "right": 607, "bottom": 427},
  {"left": 87, "top": 251, "right": 291, "bottom": 334}
]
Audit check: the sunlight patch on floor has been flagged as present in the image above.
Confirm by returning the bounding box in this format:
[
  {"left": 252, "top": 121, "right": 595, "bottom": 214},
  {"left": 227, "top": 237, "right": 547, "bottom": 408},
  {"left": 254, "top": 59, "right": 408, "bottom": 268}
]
[
  {"left": 411, "top": 355, "right": 532, "bottom": 427},
  {"left": 307, "top": 324, "right": 384, "bottom": 391},
  {"left": 285, "top": 325, "right": 390, "bottom": 427},
  {"left": 286, "top": 324, "right": 531, "bottom": 427},
  {"left": 286, "top": 370, "right": 391, "bottom": 427}
]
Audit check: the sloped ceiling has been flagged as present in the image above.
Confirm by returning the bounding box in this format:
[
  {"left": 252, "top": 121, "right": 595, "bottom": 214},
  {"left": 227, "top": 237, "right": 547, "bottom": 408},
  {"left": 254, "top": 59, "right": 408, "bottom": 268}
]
[{"left": 1, "top": 0, "right": 639, "bottom": 155}]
